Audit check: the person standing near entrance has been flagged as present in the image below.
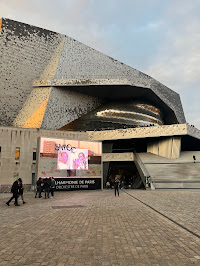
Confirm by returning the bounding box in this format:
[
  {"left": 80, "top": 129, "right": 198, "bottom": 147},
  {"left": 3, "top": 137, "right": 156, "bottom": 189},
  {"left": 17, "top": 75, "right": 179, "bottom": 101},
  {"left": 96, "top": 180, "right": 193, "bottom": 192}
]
[
  {"left": 114, "top": 176, "right": 120, "bottom": 197},
  {"left": 50, "top": 177, "right": 55, "bottom": 198},
  {"left": 43, "top": 178, "right": 51, "bottom": 199},
  {"left": 35, "top": 177, "right": 42, "bottom": 198}
]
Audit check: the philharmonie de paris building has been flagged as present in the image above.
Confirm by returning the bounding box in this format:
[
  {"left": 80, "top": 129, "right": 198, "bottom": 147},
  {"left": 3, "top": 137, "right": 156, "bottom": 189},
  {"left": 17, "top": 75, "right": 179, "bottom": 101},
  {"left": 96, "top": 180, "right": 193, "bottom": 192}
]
[{"left": 1, "top": 17, "right": 200, "bottom": 192}]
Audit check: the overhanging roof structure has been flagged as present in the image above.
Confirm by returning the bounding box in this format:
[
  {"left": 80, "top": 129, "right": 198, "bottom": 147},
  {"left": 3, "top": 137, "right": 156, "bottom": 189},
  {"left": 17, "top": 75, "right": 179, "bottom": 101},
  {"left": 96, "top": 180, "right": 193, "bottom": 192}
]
[{"left": 88, "top": 124, "right": 200, "bottom": 141}]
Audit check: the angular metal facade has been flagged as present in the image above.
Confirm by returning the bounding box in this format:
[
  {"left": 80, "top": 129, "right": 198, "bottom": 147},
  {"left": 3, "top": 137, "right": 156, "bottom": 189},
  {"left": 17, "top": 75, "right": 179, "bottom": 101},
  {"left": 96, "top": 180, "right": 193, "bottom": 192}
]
[{"left": 0, "top": 18, "right": 186, "bottom": 130}]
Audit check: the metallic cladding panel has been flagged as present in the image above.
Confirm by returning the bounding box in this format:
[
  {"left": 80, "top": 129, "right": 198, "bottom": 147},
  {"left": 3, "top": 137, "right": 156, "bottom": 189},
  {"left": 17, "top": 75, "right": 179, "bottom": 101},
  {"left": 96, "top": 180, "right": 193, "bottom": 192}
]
[
  {"left": 0, "top": 18, "right": 63, "bottom": 126},
  {"left": 54, "top": 34, "right": 185, "bottom": 124},
  {"left": 149, "top": 79, "right": 185, "bottom": 124},
  {"left": 41, "top": 87, "right": 102, "bottom": 130},
  {"left": 55, "top": 35, "right": 151, "bottom": 84}
]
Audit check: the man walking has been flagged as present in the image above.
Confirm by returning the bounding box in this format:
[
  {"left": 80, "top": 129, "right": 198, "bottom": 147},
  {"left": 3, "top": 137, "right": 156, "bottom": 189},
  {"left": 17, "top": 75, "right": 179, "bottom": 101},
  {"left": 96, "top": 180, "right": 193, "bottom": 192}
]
[{"left": 6, "top": 178, "right": 21, "bottom": 206}]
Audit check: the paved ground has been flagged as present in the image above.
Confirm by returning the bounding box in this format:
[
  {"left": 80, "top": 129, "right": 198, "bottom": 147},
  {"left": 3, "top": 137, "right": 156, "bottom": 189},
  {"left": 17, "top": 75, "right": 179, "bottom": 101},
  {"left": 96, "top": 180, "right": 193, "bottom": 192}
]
[{"left": 1, "top": 189, "right": 200, "bottom": 265}]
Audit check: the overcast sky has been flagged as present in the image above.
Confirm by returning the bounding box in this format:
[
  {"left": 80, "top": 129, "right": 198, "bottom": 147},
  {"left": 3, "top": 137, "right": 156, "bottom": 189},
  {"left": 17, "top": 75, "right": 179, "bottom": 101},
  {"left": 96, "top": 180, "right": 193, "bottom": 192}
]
[{"left": 1, "top": 0, "right": 200, "bottom": 128}]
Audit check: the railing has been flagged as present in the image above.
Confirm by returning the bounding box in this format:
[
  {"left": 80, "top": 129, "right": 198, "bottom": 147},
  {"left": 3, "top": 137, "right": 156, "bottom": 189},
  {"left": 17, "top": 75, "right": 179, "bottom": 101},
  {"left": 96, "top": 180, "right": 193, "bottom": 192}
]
[
  {"left": 0, "top": 185, "right": 12, "bottom": 193},
  {"left": 133, "top": 150, "right": 154, "bottom": 189}
]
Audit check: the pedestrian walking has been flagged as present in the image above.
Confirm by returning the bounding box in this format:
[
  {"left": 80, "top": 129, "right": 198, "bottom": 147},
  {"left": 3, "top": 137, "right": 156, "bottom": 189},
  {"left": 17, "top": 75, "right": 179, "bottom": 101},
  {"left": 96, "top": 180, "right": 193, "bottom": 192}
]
[
  {"left": 6, "top": 178, "right": 21, "bottom": 206},
  {"left": 18, "top": 178, "right": 26, "bottom": 204},
  {"left": 114, "top": 176, "right": 120, "bottom": 197}
]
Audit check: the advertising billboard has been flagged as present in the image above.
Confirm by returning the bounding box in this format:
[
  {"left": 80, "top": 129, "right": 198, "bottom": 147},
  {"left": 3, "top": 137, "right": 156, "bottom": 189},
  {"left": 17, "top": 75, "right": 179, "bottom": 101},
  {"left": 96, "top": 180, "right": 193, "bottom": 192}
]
[{"left": 37, "top": 137, "right": 102, "bottom": 190}]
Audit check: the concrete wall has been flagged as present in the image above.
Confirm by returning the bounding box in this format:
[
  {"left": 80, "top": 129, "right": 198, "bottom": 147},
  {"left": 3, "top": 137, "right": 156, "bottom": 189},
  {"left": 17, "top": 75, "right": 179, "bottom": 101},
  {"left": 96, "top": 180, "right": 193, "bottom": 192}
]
[
  {"left": 1, "top": 124, "right": 200, "bottom": 191},
  {"left": 102, "top": 153, "right": 134, "bottom": 162},
  {"left": 147, "top": 136, "right": 181, "bottom": 159},
  {"left": 0, "top": 127, "right": 88, "bottom": 191},
  {"left": 89, "top": 124, "right": 187, "bottom": 141}
]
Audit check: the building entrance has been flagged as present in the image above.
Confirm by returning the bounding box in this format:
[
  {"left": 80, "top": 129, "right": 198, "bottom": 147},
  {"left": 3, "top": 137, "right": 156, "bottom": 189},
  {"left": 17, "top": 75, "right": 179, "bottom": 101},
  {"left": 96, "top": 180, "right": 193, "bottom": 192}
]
[{"left": 107, "top": 161, "right": 145, "bottom": 189}]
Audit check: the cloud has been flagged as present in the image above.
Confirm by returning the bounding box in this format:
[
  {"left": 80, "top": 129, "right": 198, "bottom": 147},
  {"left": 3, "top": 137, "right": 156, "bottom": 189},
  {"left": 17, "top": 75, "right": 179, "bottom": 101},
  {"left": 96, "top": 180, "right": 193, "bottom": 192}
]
[
  {"left": 144, "top": 1, "right": 200, "bottom": 128},
  {"left": 0, "top": 0, "right": 109, "bottom": 51}
]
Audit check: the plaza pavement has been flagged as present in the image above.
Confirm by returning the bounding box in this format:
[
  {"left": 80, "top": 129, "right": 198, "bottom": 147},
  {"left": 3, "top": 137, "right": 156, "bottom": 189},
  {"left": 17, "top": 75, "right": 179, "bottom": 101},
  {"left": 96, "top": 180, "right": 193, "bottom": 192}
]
[{"left": 1, "top": 189, "right": 200, "bottom": 265}]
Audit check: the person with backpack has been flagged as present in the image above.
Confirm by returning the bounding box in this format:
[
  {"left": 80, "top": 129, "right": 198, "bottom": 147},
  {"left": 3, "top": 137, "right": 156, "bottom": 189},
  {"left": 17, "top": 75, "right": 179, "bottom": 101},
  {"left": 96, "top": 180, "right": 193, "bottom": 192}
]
[{"left": 6, "top": 178, "right": 21, "bottom": 206}]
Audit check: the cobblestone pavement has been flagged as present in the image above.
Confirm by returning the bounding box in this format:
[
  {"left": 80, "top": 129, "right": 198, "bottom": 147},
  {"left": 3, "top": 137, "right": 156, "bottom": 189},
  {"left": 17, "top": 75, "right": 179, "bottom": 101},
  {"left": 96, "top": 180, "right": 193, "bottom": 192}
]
[
  {"left": 126, "top": 190, "right": 200, "bottom": 236},
  {"left": 1, "top": 189, "right": 200, "bottom": 265}
]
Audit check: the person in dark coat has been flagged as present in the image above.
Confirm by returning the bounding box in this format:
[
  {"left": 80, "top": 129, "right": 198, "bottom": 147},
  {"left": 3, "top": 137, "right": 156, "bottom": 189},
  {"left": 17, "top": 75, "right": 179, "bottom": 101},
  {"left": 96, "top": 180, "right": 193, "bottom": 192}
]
[
  {"left": 18, "top": 178, "right": 26, "bottom": 204},
  {"left": 6, "top": 178, "right": 21, "bottom": 206},
  {"left": 50, "top": 177, "right": 55, "bottom": 198},
  {"left": 114, "top": 176, "right": 120, "bottom": 197},
  {"left": 43, "top": 178, "right": 51, "bottom": 199},
  {"left": 35, "top": 177, "right": 43, "bottom": 198}
]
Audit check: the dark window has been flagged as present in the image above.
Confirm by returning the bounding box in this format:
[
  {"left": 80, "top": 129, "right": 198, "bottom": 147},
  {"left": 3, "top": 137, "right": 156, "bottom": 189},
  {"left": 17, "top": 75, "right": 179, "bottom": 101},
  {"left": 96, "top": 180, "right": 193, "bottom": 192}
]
[
  {"left": 32, "top": 173, "right": 35, "bottom": 185},
  {"left": 33, "top": 148, "right": 37, "bottom": 161}
]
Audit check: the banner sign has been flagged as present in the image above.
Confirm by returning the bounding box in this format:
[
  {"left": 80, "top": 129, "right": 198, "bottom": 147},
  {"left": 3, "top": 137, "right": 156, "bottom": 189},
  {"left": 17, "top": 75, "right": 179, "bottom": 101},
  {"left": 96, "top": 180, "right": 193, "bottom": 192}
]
[{"left": 54, "top": 178, "right": 101, "bottom": 190}]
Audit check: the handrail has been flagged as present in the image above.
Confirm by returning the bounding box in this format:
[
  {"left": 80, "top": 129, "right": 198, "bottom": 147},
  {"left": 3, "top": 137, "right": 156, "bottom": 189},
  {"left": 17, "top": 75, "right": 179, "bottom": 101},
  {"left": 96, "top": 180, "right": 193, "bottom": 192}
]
[{"left": 133, "top": 149, "right": 153, "bottom": 189}]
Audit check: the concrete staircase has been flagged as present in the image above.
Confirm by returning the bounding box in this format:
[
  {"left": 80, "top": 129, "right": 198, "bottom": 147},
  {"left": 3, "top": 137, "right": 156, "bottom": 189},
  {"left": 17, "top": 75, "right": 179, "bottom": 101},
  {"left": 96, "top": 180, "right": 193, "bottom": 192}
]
[{"left": 138, "top": 151, "right": 200, "bottom": 189}]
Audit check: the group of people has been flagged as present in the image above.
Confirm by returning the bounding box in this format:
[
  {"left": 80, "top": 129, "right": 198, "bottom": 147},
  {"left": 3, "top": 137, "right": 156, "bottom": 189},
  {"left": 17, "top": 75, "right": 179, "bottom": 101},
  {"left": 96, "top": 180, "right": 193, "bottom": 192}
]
[
  {"left": 35, "top": 177, "right": 55, "bottom": 199},
  {"left": 6, "top": 177, "right": 56, "bottom": 206},
  {"left": 6, "top": 175, "right": 119, "bottom": 206},
  {"left": 6, "top": 178, "right": 26, "bottom": 206}
]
